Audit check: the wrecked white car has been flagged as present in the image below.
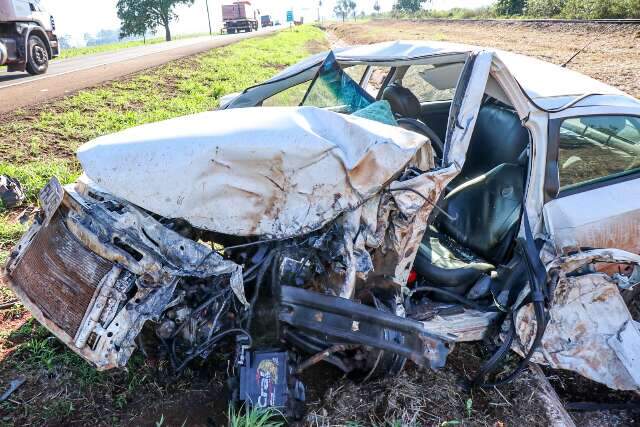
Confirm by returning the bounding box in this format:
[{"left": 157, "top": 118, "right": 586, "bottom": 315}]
[{"left": 5, "top": 41, "right": 640, "bottom": 413}]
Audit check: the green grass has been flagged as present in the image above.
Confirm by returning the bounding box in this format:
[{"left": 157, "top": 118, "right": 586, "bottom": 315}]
[
  {"left": 228, "top": 405, "right": 285, "bottom": 427},
  {"left": 0, "top": 25, "right": 327, "bottom": 426},
  {"left": 0, "top": 217, "right": 26, "bottom": 264},
  {"left": 0, "top": 26, "right": 326, "bottom": 165},
  {"left": 0, "top": 159, "right": 78, "bottom": 263},
  {"left": 0, "top": 160, "right": 79, "bottom": 203}
]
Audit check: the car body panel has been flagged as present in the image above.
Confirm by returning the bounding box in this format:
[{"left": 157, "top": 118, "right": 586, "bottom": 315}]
[
  {"left": 77, "top": 106, "right": 429, "bottom": 240},
  {"left": 516, "top": 249, "right": 640, "bottom": 391},
  {"left": 544, "top": 178, "right": 640, "bottom": 255}
]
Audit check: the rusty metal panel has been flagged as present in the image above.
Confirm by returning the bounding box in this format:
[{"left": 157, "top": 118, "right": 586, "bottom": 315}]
[
  {"left": 10, "top": 212, "right": 113, "bottom": 337},
  {"left": 543, "top": 177, "right": 640, "bottom": 254}
]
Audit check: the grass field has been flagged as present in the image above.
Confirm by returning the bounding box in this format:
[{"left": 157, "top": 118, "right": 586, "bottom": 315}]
[{"left": 0, "top": 26, "right": 327, "bottom": 426}]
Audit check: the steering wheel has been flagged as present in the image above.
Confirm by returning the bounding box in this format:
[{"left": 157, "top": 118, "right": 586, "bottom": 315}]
[{"left": 396, "top": 117, "right": 445, "bottom": 162}]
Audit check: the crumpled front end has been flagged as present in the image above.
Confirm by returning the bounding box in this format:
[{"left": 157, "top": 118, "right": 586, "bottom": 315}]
[
  {"left": 5, "top": 178, "right": 247, "bottom": 370},
  {"left": 3, "top": 104, "right": 461, "bottom": 373}
]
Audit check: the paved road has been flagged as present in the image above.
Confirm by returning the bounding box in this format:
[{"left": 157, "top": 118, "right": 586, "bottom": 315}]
[{"left": 0, "top": 27, "right": 279, "bottom": 114}]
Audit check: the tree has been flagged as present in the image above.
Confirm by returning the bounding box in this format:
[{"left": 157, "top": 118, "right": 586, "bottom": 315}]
[
  {"left": 393, "top": 0, "right": 430, "bottom": 12},
  {"left": 373, "top": 1, "right": 381, "bottom": 14},
  {"left": 527, "top": 0, "right": 565, "bottom": 17},
  {"left": 494, "top": 0, "right": 527, "bottom": 16},
  {"left": 117, "top": 0, "right": 195, "bottom": 42},
  {"left": 333, "top": 0, "right": 356, "bottom": 22}
]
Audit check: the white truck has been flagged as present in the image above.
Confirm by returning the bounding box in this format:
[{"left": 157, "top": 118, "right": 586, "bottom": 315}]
[
  {"left": 0, "top": 0, "right": 59, "bottom": 75},
  {"left": 222, "top": 1, "right": 258, "bottom": 34}
]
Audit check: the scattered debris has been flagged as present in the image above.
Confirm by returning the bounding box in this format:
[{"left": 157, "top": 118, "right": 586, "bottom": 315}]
[
  {"left": 0, "top": 299, "right": 19, "bottom": 310},
  {"left": 0, "top": 176, "right": 25, "bottom": 209},
  {"left": 234, "top": 350, "right": 305, "bottom": 419},
  {"left": 0, "top": 376, "right": 26, "bottom": 403}
]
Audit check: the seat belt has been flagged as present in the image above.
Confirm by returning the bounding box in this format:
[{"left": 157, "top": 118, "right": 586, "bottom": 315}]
[{"left": 468, "top": 211, "right": 549, "bottom": 388}]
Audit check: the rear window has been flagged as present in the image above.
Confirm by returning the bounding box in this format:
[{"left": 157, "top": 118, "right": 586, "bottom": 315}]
[
  {"left": 363, "top": 66, "right": 392, "bottom": 98},
  {"left": 401, "top": 63, "right": 463, "bottom": 102},
  {"left": 558, "top": 115, "right": 640, "bottom": 190}
]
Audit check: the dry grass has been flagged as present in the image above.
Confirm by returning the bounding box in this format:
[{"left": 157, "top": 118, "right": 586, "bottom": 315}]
[{"left": 306, "top": 345, "right": 549, "bottom": 427}]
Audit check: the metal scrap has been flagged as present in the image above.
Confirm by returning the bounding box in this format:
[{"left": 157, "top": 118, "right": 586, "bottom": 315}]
[
  {"left": 0, "top": 376, "right": 26, "bottom": 403},
  {"left": 515, "top": 249, "right": 640, "bottom": 391},
  {"left": 0, "top": 175, "right": 25, "bottom": 209}
]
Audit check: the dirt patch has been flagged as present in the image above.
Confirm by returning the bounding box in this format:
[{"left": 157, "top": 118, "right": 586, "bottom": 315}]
[
  {"left": 327, "top": 19, "right": 640, "bottom": 99},
  {"left": 307, "top": 344, "right": 549, "bottom": 426}
]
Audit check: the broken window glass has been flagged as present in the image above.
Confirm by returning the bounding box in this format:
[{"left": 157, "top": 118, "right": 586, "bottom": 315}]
[{"left": 301, "top": 52, "right": 374, "bottom": 114}]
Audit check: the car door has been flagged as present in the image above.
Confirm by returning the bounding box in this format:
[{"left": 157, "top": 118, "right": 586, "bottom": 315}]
[{"left": 543, "top": 108, "right": 640, "bottom": 254}]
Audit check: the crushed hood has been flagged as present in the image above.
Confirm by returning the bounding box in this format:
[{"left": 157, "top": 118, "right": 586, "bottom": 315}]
[{"left": 77, "top": 106, "right": 427, "bottom": 238}]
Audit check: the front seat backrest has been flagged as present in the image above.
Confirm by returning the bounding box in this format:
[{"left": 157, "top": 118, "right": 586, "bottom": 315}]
[
  {"left": 382, "top": 85, "right": 421, "bottom": 119},
  {"left": 455, "top": 104, "right": 529, "bottom": 185},
  {"left": 438, "top": 163, "right": 525, "bottom": 264}
]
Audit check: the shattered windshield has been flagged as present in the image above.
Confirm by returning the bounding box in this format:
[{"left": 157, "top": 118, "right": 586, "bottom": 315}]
[{"left": 301, "top": 51, "right": 375, "bottom": 114}]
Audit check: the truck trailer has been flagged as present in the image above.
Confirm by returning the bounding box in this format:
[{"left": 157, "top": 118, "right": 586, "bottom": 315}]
[
  {"left": 260, "top": 15, "right": 273, "bottom": 27},
  {"left": 222, "top": 1, "right": 258, "bottom": 34},
  {"left": 0, "top": 0, "right": 59, "bottom": 75}
]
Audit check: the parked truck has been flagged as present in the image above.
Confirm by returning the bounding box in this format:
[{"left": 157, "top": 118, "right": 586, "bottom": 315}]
[
  {"left": 0, "top": 0, "right": 59, "bottom": 75},
  {"left": 222, "top": 1, "right": 258, "bottom": 34}
]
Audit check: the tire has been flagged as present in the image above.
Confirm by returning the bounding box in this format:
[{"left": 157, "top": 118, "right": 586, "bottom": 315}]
[
  {"left": 26, "top": 35, "right": 49, "bottom": 75},
  {"left": 228, "top": 28, "right": 236, "bottom": 34}
]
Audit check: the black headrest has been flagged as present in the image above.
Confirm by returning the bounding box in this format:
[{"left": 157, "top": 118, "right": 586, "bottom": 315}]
[{"left": 382, "top": 85, "right": 421, "bottom": 119}]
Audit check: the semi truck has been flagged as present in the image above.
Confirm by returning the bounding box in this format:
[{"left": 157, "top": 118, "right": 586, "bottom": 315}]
[
  {"left": 222, "top": 1, "right": 258, "bottom": 34},
  {"left": 260, "top": 15, "right": 273, "bottom": 27},
  {"left": 0, "top": 0, "right": 59, "bottom": 75}
]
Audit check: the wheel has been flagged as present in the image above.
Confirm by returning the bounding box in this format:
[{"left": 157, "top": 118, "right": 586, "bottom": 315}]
[
  {"left": 228, "top": 28, "right": 236, "bottom": 34},
  {"left": 26, "top": 35, "right": 49, "bottom": 75}
]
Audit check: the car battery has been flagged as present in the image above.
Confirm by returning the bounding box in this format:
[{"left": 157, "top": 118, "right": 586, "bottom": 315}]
[{"left": 237, "top": 350, "right": 305, "bottom": 417}]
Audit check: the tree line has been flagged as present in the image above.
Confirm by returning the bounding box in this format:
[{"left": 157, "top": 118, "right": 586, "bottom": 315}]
[
  {"left": 389, "top": 0, "right": 640, "bottom": 19},
  {"left": 496, "top": 0, "right": 640, "bottom": 19}
]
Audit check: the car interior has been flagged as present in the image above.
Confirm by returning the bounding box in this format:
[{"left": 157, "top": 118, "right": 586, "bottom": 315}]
[
  {"left": 378, "top": 64, "right": 531, "bottom": 302},
  {"left": 267, "top": 56, "right": 533, "bottom": 304}
]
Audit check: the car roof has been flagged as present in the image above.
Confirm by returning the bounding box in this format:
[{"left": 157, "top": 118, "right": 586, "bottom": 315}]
[
  {"left": 271, "top": 40, "right": 639, "bottom": 109},
  {"left": 336, "top": 41, "right": 626, "bottom": 98}
]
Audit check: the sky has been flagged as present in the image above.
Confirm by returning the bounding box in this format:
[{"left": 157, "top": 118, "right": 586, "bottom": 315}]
[{"left": 39, "top": 0, "right": 493, "bottom": 42}]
